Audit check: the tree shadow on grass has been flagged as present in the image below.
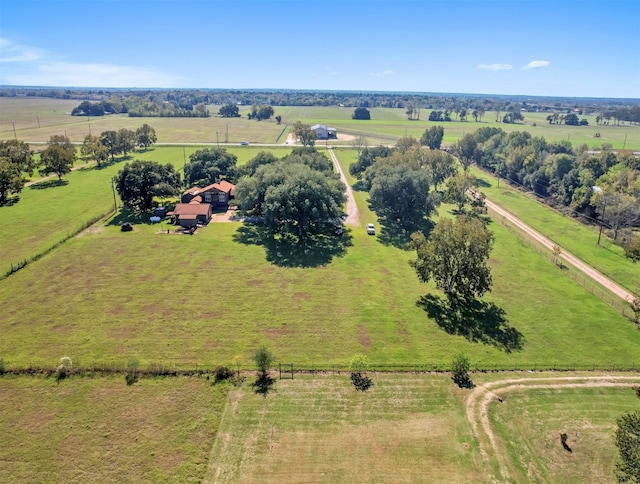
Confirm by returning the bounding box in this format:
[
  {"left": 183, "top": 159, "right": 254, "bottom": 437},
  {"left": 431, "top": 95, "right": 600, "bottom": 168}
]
[
  {"left": 0, "top": 195, "right": 20, "bottom": 206},
  {"left": 107, "top": 207, "right": 158, "bottom": 226},
  {"left": 252, "top": 374, "right": 275, "bottom": 398},
  {"left": 376, "top": 215, "right": 435, "bottom": 250},
  {"left": 417, "top": 294, "right": 524, "bottom": 352},
  {"left": 233, "top": 223, "right": 353, "bottom": 268},
  {"left": 29, "top": 179, "right": 69, "bottom": 190}
]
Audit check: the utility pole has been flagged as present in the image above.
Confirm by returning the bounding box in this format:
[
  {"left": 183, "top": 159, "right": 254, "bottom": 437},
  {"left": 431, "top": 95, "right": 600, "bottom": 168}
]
[
  {"left": 111, "top": 178, "right": 117, "bottom": 212},
  {"left": 216, "top": 132, "right": 219, "bottom": 147},
  {"left": 12, "top": 123, "right": 17, "bottom": 140},
  {"left": 36, "top": 116, "right": 40, "bottom": 128},
  {"left": 183, "top": 146, "right": 186, "bottom": 166},
  {"left": 623, "top": 133, "right": 627, "bottom": 150}
]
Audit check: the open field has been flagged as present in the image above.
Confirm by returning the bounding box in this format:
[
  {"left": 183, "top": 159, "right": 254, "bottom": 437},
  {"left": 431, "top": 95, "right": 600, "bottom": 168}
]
[
  {"left": 488, "top": 382, "right": 640, "bottom": 483},
  {"left": 471, "top": 167, "right": 640, "bottom": 293},
  {"left": 0, "top": 375, "right": 229, "bottom": 483},
  {"left": 2, "top": 98, "right": 639, "bottom": 149},
  {"left": 206, "top": 373, "right": 487, "bottom": 483},
  {"left": 1, "top": 194, "right": 639, "bottom": 370}
]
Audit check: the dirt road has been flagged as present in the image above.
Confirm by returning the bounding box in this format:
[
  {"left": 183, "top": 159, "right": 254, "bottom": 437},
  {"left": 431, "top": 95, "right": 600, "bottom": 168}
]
[
  {"left": 484, "top": 197, "right": 633, "bottom": 303},
  {"left": 328, "top": 147, "right": 359, "bottom": 227}
]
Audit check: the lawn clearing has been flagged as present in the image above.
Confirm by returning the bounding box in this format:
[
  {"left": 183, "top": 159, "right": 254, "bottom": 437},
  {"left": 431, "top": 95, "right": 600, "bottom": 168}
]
[
  {"left": 471, "top": 166, "right": 640, "bottom": 293},
  {"left": 488, "top": 383, "right": 640, "bottom": 483},
  {"left": 0, "top": 375, "right": 229, "bottom": 483},
  {"left": 205, "top": 373, "right": 488, "bottom": 483}
]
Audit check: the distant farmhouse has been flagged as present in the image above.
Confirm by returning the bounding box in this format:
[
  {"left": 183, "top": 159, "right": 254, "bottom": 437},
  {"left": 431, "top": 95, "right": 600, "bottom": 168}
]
[
  {"left": 310, "top": 124, "right": 337, "bottom": 140},
  {"left": 169, "top": 181, "right": 235, "bottom": 228}
]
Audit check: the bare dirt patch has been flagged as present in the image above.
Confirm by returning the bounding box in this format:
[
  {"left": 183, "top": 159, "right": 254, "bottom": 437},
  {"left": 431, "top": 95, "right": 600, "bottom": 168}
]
[{"left": 358, "top": 324, "right": 371, "bottom": 349}]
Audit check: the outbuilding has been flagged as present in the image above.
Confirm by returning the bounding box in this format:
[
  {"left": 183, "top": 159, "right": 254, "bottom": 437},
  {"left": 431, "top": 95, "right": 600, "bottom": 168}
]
[{"left": 310, "top": 124, "right": 337, "bottom": 140}]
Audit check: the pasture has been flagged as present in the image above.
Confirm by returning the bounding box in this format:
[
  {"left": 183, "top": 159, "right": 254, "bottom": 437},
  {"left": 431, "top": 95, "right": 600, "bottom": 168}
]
[
  {"left": 489, "top": 384, "right": 640, "bottom": 483},
  {"left": 2, "top": 98, "right": 639, "bottom": 149},
  {"left": 0, "top": 375, "right": 229, "bottom": 483}
]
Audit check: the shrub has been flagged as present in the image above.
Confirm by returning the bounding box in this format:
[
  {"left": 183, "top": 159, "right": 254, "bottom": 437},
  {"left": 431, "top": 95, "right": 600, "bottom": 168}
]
[
  {"left": 56, "top": 356, "right": 72, "bottom": 382},
  {"left": 213, "top": 366, "right": 234, "bottom": 384},
  {"left": 350, "top": 372, "right": 373, "bottom": 391},
  {"left": 451, "top": 353, "right": 474, "bottom": 388},
  {"left": 635, "top": 387, "right": 640, "bottom": 399},
  {"left": 121, "top": 222, "right": 133, "bottom": 232},
  {"left": 125, "top": 357, "right": 139, "bottom": 386}
]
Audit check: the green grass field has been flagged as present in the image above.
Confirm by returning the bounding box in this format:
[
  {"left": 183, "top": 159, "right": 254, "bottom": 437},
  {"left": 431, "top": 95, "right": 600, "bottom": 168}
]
[
  {"left": 470, "top": 166, "right": 640, "bottom": 293},
  {"left": 489, "top": 385, "right": 639, "bottom": 483},
  {"left": 2, "top": 98, "right": 638, "bottom": 149},
  {"left": 0, "top": 375, "right": 229, "bottom": 483}
]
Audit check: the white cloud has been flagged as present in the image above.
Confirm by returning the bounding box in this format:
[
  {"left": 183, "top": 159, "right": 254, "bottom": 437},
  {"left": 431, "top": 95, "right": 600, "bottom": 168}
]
[
  {"left": 476, "top": 63, "right": 512, "bottom": 71},
  {"left": 4, "top": 62, "right": 186, "bottom": 88},
  {"left": 522, "top": 60, "right": 550, "bottom": 70},
  {"left": 371, "top": 69, "right": 395, "bottom": 77},
  {"left": 0, "top": 37, "right": 186, "bottom": 87},
  {"left": 0, "top": 37, "right": 44, "bottom": 63}
]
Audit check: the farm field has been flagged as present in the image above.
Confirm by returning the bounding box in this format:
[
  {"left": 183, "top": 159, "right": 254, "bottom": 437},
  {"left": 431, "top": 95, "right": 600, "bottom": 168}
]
[
  {"left": 488, "top": 384, "right": 640, "bottom": 483},
  {"left": 0, "top": 375, "right": 230, "bottom": 483},
  {"left": 470, "top": 166, "right": 640, "bottom": 293},
  {"left": 2, "top": 98, "right": 639, "bottom": 150}
]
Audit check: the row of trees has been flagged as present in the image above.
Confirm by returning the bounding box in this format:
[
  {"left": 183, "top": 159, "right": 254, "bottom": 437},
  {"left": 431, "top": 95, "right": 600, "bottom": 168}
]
[
  {"left": 82, "top": 124, "right": 157, "bottom": 167},
  {"left": 462, "top": 127, "right": 640, "bottom": 245}
]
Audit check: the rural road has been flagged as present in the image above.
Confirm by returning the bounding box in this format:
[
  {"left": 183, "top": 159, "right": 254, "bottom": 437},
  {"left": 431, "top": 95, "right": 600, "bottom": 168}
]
[
  {"left": 328, "top": 147, "right": 360, "bottom": 227},
  {"left": 484, "top": 197, "right": 633, "bottom": 303},
  {"left": 466, "top": 375, "right": 640, "bottom": 482}
]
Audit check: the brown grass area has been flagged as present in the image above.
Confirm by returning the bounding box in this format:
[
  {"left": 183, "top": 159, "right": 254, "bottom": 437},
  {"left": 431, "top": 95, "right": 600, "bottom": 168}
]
[{"left": 0, "top": 376, "right": 229, "bottom": 483}]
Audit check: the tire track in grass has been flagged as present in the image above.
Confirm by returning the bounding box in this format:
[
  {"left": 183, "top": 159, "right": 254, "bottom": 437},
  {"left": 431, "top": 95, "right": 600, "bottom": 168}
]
[{"left": 465, "top": 375, "right": 640, "bottom": 482}]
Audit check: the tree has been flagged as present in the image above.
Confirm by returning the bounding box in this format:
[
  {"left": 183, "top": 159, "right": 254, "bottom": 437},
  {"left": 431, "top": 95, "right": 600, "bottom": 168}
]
[
  {"left": 136, "top": 124, "right": 157, "bottom": 151},
  {"left": 39, "top": 135, "right": 76, "bottom": 180},
  {"left": 0, "top": 139, "right": 36, "bottom": 175},
  {"left": 81, "top": 134, "right": 109, "bottom": 168},
  {"left": 369, "top": 163, "right": 434, "bottom": 232},
  {"left": 275, "top": 115, "right": 282, "bottom": 125},
  {"left": 184, "top": 148, "right": 238, "bottom": 186},
  {"left": 624, "top": 236, "right": 640, "bottom": 263},
  {"left": 252, "top": 104, "right": 274, "bottom": 121},
  {"left": 420, "top": 125, "right": 444, "bottom": 150},
  {"left": 117, "top": 128, "right": 137, "bottom": 156},
  {"left": 101, "top": 130, "right": 120, "bottom": 161},
  {"left": 453, "top": 133, "right": 479, "bottom": 170},
  {"left": 218, "top": 104, "right": 240, "bottom": 118},
  {"left": 629, "top": 290, "right": 640, "bottom": 324},
  {"left": 114, "top": 160, "right": 182, "bottom": 212},
  {"left": 253, "top": 346, "right": 274, "bottom": 378},
  {"left": 292, "top": 121, "right": 317, "bottom": 147},
  {"left": 352, "top": 107, "right": 371, "bottom": 120},
  {"left": 349, "top": 354, "right": 373, "bottom": 391},
  {"left": 451, "top": 353, "right": 473, "bottom": 388},
  {"left": 615, "top": 411, "right": 640, "bottom": 482},
  {"left": 412, "top": 215, "right": 494, "bottom": 301},
  {"left": 252, "top": 346, "right": 275, "bottom": 397},
  {"left": 350, "top": 135, "right": 369, "bottom": 156},
  {"left": 241, "top": 151, "right": 278, "bottom": 177},
  {"left": 0, "top": 158, "right": 26, "bottom": 204},
  {"left": 0, "top": 140, "right": 34, "bottom": 202},
  {"left": 445, "top": 170, "right": 477, "bottom": 211},
  {"left": 564, "top": 113, "right": 580, "bottom": 126},
  {"left": 236, "top": 160, "right": 346, "bottom": 243},
  {"left": 349, "top": 145, "right": 392, "bottom": 179},
  {"left": 421, "top": 149, "right": 457, "bottom": 191}
]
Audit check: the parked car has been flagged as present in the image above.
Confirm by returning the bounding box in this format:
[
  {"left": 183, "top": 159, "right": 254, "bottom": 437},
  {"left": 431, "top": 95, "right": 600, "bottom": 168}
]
[
  {"left": 366, "top": 223, "right": 375, "bottom": 235},
  {"left": 240, "top": 141, "right": 249, "bottom": 146}
]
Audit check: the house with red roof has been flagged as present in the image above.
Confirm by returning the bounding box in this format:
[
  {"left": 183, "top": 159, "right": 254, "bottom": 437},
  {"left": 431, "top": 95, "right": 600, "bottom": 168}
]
[{"left": 170, "top": 180, "right": 236, "bottom": 228}]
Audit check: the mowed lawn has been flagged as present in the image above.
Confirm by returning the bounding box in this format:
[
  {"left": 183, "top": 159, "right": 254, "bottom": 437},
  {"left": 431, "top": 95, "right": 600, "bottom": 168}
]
[
  {"left": 205, "top": 373, "right": 488, "bottom": 484},
  {"left": 0, "top": 375, "right": 229, "bottom": 483},
  {"left": 489, "top": 385, "right": 639, "bottom": 483},
  {"left": 471, "top": 166, "right": 640, "bottom": 293}
]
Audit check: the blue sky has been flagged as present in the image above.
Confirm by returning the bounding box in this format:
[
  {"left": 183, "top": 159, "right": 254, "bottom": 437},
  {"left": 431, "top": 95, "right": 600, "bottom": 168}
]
[{"left": 1, "top": 0, "right": 638, "bottom": 98}]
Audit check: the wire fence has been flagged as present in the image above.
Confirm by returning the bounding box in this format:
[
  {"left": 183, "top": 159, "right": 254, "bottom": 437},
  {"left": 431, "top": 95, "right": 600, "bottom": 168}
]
[
  {"left": 485, "top": 204, "right": 633, "bottom": 318},
  {"left": 3, "top": 359, "right": 640, "bottom": 377}
]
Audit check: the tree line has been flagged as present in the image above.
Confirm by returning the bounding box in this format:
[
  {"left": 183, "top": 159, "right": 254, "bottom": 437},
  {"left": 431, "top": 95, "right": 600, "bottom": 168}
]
[{"left": 0, "top": 124, "right": 157, "bottom": 204}]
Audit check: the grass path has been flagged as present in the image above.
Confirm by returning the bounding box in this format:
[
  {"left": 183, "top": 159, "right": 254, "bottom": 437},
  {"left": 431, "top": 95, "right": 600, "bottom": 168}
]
[{"left": 465, "top": 374, "right": 640, "bottom": 482}]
